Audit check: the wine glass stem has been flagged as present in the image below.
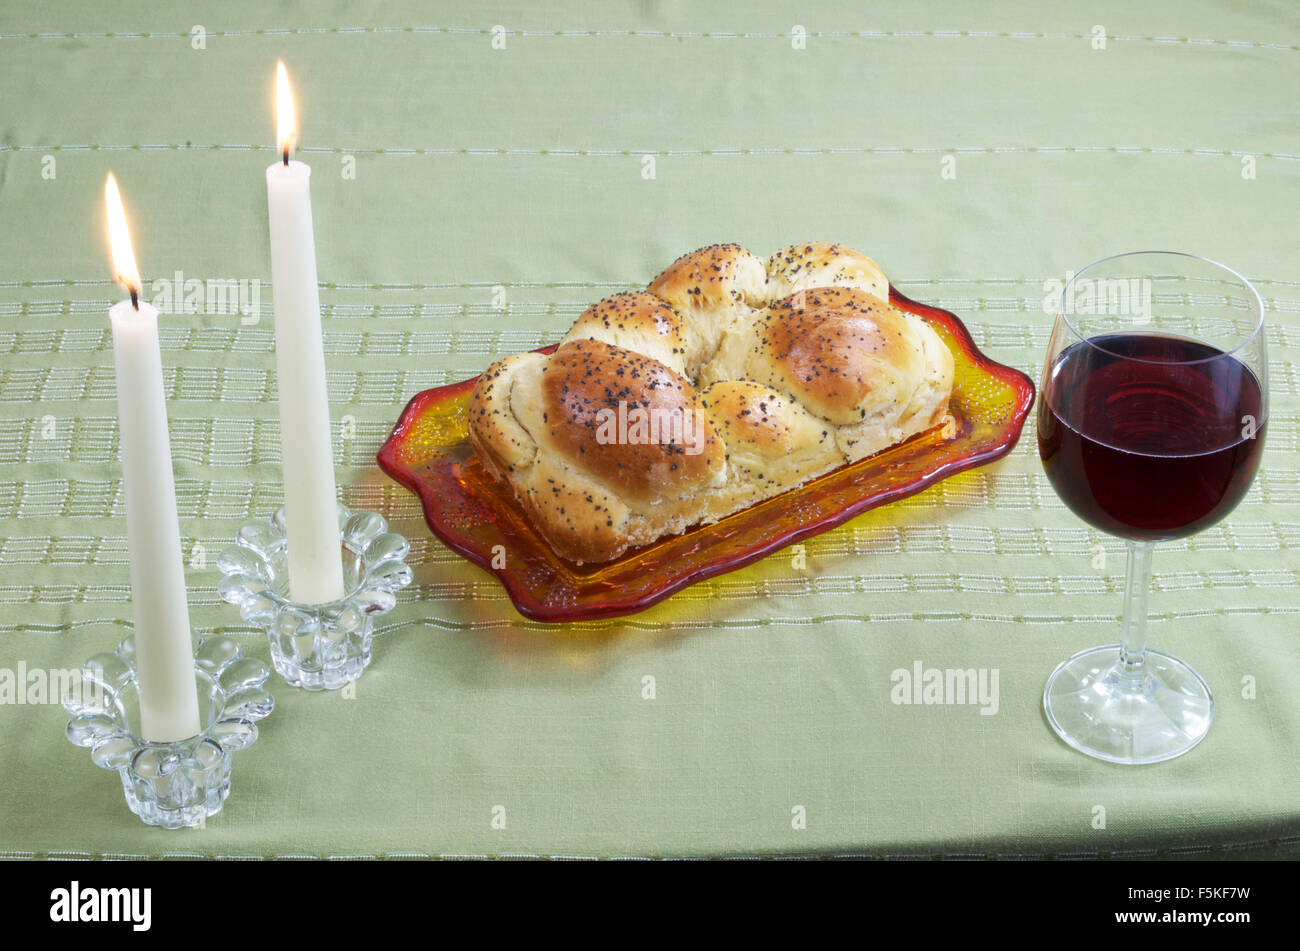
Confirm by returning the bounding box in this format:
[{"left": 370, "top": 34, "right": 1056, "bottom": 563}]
[{"left": 1117, "top": 539, "right": 1156, "bottom": 684}]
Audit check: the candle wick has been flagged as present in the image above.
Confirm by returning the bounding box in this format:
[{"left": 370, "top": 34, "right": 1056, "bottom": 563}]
[
  {"left": 130, "top": 287, "right": 139, "bottom": 311},
  {"left": 282, "top": 146, "right": 290, "bottom": 166}
]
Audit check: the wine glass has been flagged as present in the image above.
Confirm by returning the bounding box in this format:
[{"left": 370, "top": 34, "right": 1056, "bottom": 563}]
[{"left": 1038, "top": 252, "right": 1267, "bottom": 764}]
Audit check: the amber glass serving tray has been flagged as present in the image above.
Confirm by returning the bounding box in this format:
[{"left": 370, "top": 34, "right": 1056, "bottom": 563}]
[{"left": 378, "top": 289, "right": 1035, "bottom": 621}]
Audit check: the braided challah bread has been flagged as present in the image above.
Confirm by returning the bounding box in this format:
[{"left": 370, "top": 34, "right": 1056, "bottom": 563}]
[{"left": 468, "top": 243, "right": 955, "bottom": 563}]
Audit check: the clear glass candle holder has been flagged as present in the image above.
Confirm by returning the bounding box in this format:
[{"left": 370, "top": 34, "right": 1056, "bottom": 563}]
[
  {"left": 62, "top": 635, "right": 274, "bottom": 829},
  {"left": 217, "top": 503, "right": 413, "bottom": 691}
]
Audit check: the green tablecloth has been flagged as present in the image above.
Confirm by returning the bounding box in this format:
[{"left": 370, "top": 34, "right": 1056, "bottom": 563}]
[{"left": 1, "top": 0, "right": 1297, "bottom": 859}]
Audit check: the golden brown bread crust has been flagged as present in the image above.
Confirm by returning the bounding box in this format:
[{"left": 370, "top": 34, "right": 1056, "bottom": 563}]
[
  {"left": 732, "top": 287, "right": 929, "bottom": 424},
  {"left": 468, "top": 243, "right": 955, "bottom": 563},
  {"left": 647, "top": 243, "right": 764, "bottom": 313},
  {"left": 700, "top": 380, "right": 804, "bottom": 459},
  {"left": 466, "top": 351, "right": 545, "bottom": 475},
  {"left": 766, "top": 242, "right": 889, "bottom": 303},
  {"left": 646, "top": 243, "right": 768, "bottom": 374},
  {"left": 699, "top": 380, "right": 843, "bottom": 496},
  {"left": 705, "top": 286, "right": 954, "bottom": 463},
  {"left": 467, "top": 339, "right": 729, "bottom": 564},
  {"left": 560, "top": 291, "right": 688, "bottom": 376},
  {"left": 538, "top": 339, "right": 724, "bottom": 505}
]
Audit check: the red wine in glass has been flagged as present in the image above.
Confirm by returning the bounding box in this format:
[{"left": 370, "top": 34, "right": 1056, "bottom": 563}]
[
  {"left": 1039, "top": 333, "right": 1266, "bottom": 541},
  {"left": 1039, "top": 252, "right": 1267, "bottom": 766}
]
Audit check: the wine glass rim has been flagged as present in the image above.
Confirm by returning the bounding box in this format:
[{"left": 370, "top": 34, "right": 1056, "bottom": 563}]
[{"left": 1059, "top": 251, "right": 1265, "bottom": 366}]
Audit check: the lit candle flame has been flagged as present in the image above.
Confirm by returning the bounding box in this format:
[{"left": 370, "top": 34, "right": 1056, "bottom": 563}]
[
  {"left": 276, "top": 60, "right": 296, "bottom": 163},
  {"left": 104, "top": 172, "right": 141, "bottom": 306}
]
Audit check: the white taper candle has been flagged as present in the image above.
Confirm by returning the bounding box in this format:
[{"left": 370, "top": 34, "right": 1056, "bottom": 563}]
[
  {"left": 265, "top": 62, "right": 346, "bottom": 605},
  {"left": 105, "top": 174, "right": 201, "bottom": 743},
  {"left": 110, "top": 301, "right": 201, "bottom": 742}
]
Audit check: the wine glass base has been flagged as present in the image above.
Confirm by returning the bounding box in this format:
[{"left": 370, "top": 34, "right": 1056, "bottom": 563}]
[{"left": 1043, "top": 645, "right": 1213, "bottom": 765}]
